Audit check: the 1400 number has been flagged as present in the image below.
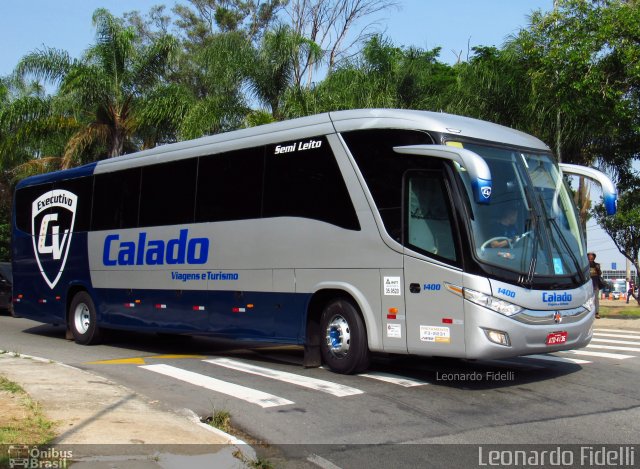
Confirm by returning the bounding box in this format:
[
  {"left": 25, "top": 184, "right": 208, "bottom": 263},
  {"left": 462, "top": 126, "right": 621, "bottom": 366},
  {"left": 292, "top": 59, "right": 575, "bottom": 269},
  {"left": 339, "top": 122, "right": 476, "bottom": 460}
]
[{"left": 497, "top": 287, "right": 516, "bottom": 298}]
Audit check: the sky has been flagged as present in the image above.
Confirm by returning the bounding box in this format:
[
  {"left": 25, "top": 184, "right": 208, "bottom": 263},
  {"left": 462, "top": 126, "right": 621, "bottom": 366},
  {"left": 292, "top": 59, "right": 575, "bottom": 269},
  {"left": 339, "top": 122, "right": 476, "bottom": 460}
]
[{"left": 0, "top": 0, "right": 630, "bottom": 273}]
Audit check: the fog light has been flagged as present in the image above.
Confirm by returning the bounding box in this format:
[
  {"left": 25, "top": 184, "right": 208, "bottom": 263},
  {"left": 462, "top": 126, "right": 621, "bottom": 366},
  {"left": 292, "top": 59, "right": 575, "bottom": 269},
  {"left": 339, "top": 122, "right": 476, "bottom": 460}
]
[{"left": 483, "top": 328, "right": 511, "bottom": 346}]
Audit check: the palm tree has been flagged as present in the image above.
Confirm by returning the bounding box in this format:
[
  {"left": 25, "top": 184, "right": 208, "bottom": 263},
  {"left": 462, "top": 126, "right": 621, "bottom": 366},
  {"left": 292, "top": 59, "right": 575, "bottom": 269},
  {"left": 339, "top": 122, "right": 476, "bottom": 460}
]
[
  {"left": 248, "top": 25, "right": 321, "bottom": 120},
  {"left": 16, "top": 8, "right": 177, "bottom": 168}
]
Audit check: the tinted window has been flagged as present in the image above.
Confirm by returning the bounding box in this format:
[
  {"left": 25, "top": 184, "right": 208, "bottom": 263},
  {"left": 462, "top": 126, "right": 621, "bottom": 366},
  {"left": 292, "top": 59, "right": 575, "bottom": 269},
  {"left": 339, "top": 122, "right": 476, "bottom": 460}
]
[
  {"left": 406, "top": 172, "right": 458, "bottom": 263},
  {"left": 92, "top": 168, "right": 141, "bottom": 230},
  {"left": 15, "top": 183, "right": 53, "bottom": 234},
  {"left": 264, "top": 136, "right": 359, "bottom": 230},
  {"left": 54, "top": 177, "right": 93, "bottom": 232},
  {"left": 139, "top": 159, "right": 197, "bottom": 227},
  {"left": 341, "top": 129, "right": 436, "bottom": 241},
  {"left": 196, "top": 147, "right": 264, "bottom": 223}
]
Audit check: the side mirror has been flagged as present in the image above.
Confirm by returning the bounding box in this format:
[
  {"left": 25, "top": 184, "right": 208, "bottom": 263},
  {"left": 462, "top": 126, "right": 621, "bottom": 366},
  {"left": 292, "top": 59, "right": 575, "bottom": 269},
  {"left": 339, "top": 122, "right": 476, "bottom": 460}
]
[
  {"left": 394, "top": 145, "right": 492, "bottom": 204},
  {"left": 559, "top": 163, "right": 617, "bottom": 215}
]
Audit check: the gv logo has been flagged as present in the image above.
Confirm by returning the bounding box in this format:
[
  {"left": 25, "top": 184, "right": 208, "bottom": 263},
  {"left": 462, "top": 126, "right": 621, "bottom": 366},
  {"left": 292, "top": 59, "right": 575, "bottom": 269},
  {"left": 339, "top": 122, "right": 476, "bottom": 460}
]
[
  {"left": 31, "top": 190, "right": 77, "bottom": 289},
  {"left": 37, "top": 213, "right": 69, "bottom": 260}
]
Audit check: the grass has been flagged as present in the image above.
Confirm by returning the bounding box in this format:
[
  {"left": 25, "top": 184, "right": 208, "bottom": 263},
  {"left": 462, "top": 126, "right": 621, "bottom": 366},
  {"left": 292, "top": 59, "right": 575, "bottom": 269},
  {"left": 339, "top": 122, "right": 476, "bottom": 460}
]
[
  {"left": 232, "top": 449, "right": 275, "bottom": 469},
  {"left": 204, "top": 408, "right": 232, "bottom": 433},
  {"left": 203, "top": 409, "right": 275, "bottom": 469},
  {"left": 0, "top": 376, "right": 24, "bottom": 394},
  {"left": 0, "top": 375, "right": 56, "bottom": 447},
  {"left": 600, "top": 304, "right": 640, "bottom": 318}
]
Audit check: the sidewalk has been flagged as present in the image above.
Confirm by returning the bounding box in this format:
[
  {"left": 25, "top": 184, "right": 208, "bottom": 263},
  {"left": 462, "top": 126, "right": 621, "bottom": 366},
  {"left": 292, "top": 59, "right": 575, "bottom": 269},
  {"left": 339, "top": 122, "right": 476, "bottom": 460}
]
[{"left": 0, "top": 353, "right": 253, "bottom": 468}]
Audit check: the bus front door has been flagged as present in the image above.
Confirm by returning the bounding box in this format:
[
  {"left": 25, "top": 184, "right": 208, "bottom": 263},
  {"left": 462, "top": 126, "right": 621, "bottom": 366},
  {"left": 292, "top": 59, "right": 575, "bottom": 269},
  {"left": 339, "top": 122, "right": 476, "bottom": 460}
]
[{"left": 402, "top": 170, "right": 465, "bottom": 357}]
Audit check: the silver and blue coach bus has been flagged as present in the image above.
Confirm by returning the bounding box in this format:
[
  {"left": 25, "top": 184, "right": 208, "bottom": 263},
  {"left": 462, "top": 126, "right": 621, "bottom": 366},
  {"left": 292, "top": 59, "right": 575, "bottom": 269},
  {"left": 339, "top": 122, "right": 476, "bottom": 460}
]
[{"left": 11, "top": 109, "right": 617, "bottom": 374}]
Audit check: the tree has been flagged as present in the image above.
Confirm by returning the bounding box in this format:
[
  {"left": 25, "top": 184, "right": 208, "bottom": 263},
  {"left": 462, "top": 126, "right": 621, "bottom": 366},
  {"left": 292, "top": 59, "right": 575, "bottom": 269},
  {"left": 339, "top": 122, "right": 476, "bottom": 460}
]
[
  {"left": 287, "top": 35, "right": 454, "bottom": 116},
  {"left": 173, "top": 0, "right": 287, "bottom": 46},
  {"left": 16, "top": 8, "right": 178, "bottom": 167},
  {"left": 248, "top": 25, "right": 319, "bottom": 120},
  {"left": 508, "top": 0, "right": 640, "bottom": 171},
  {"left": 593, "top": 187, "right": 640, "bottom": 286},
  {"left": 287, "top": 0, "right": 398, "bottom": 86},
  {"left": 172, "top": 31, "right": 254, "bottom": 138}
]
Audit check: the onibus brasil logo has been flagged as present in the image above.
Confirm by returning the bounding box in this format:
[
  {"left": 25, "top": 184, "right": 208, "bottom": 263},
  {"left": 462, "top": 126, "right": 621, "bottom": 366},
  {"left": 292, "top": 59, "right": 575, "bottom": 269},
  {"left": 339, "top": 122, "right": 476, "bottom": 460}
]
[{"left": 31, "top": 190, "right": 77, "bottom": 289}]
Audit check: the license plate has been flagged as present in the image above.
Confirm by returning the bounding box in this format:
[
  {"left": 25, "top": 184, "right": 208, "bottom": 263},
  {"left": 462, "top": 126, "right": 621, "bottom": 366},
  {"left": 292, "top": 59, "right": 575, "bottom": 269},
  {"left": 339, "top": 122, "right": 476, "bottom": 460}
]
[{"left": 546, "top": 331, "right": 568, "bottom": 346}]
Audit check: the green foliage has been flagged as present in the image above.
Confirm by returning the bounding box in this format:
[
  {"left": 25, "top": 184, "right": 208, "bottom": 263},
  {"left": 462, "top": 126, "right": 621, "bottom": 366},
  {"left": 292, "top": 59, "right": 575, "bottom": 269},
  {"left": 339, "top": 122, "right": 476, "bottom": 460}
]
[
  {"left": 173, "top": 0, "right": 286, "bottom": 45},
  {"left": 508, "top": 0, "right": 640, "bottom": 174},
  {"left": 0, "top": 224, "right": 10, "bottom": 262},
  {"left": 290, "top": 35, "right": 455, "bottom": 116},
  {"left": 16, "top": 8, "right": 178, "bottom": 164},
  {"left": 593, "top": 187, "right": 640, "bottom": 273},
  {"left": 1, "top": 0, "right": 639, "bottom": 265}
]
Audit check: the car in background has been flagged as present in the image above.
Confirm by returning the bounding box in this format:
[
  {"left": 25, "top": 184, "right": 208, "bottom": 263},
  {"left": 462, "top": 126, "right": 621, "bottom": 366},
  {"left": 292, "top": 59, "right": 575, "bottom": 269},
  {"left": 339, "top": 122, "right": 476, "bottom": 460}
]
[
  {"left": 612, "top": 291, "right": 621, "bottom": 300},
  {"left": 0, "top": 262, "right": 13, "bottom": 316}
]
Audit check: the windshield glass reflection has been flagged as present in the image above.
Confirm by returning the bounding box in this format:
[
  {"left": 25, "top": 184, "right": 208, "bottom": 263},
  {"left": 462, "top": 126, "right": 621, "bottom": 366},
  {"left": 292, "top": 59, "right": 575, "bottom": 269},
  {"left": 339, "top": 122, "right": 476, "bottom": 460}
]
[{"left": 451, "top": 142, "right": 587, "bottom": 280}]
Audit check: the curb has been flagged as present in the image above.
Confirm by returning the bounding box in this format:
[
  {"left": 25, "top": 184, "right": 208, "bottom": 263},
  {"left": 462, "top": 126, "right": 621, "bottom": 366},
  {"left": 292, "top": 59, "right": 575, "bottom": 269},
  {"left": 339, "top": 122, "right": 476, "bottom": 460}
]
[{"left": 0, "top": 351, "right": 254, "bottom": 456}]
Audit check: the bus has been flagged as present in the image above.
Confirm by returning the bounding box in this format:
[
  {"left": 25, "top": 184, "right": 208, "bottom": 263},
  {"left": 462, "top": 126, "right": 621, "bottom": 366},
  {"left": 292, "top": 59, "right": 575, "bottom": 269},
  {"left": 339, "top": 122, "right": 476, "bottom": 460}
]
[{"left": 11, "top": 109, "right": 617, "bottom": 374}]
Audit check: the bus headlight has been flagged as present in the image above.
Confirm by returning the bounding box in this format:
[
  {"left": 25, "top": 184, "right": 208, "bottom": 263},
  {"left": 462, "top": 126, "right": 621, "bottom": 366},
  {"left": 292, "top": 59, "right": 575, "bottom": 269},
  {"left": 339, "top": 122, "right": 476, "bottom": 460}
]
[{"left": 463, "top": 288, "right": 523, "bottom": 317}]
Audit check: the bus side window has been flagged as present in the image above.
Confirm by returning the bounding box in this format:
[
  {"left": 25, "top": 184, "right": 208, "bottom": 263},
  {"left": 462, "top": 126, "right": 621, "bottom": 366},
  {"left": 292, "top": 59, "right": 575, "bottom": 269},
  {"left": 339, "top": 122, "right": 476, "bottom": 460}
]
[
  {"left": 195, "top": 147, "right": 264, "bottom": 223},
  {"left": 263, "top": 136, "right": 359, "bottom": 230},
  {"left": 341, "top": 129, "right": 435, "bottom": 241},
  {"left": 54, "top": 177, "right": 93, "bottom": 232},
  {"left": 405, "top": 173, "right": 458, "bottom": 263},
  {"left": 92, "top": 168, "right": 141, "bottom": 230},
  {"left": 139, "top": 159, "right": 197, "bottom": 227},
  {"left": 14, "top": 183, "right": 53, "bottom": 234}
]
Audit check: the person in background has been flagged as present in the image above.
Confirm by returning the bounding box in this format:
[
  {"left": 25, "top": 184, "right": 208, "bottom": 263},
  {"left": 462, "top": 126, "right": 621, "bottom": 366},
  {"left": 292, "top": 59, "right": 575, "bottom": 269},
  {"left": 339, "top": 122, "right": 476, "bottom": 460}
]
[
  {"left": 588, "top": 252, "right": 602, "bottom": 319},
  {"left": 627, "top": 278, "right": 638, "bottom": 304}
]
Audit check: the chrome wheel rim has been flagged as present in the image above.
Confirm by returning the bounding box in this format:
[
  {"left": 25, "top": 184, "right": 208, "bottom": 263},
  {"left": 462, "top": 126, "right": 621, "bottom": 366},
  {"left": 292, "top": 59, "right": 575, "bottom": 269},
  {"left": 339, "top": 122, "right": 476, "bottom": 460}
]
[{"left": 325, "top": 314, "right": 351, "bottom": 358}]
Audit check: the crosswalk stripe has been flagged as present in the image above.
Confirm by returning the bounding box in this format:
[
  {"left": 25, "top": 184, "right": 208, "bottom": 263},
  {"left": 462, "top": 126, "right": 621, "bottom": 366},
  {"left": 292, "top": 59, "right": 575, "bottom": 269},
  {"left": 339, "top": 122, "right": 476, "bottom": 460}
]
[
  {"left": 562, "top": 350, "right": 634, "bottom": 360},
  {"left": 357, "top": 371, "right": 429, "bottom": 387},
  {"left": 587, "top": 344, "right": 640, "bottom": 353},
  {"left": 595, "top": 329, "right": 640, "bottom": 335},
  {"left": 140, "top": 363, "right": 294, "bottom": 408},
  {"left": 591, "top": 338, "right": 640, "bottom": 346},
  {"left": 593, "top": 332, "right": 640, "bottom": 340},
  {"left": 520, "top": 354, "right": 591, "bottom": 364},
  {"left": 205, "top": 358, "right": 363, "bottom": 397}
]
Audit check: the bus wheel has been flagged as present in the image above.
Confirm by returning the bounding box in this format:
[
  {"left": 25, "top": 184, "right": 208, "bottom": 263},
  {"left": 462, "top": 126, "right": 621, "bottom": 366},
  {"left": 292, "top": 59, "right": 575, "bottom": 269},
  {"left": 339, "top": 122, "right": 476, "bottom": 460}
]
[
  {"left": 320, "top": 298, "right": 369, "bottom": 374},
  {"left": 69, "top": 292, "right": 102, "bottom": 345}
]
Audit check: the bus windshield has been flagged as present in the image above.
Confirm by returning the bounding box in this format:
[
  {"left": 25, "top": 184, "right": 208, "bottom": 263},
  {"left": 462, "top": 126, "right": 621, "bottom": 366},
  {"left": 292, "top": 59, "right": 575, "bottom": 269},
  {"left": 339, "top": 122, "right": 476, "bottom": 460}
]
[{"left": 452, "top": 142, "right": 588, "bottom": 282}]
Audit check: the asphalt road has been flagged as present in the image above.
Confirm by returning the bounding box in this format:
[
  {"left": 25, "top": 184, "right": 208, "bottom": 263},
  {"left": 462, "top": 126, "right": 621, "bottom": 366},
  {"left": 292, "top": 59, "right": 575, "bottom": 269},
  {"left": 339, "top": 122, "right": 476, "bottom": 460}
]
[{"left": 1, "top": 313, "right": 639, "bottom": 468}]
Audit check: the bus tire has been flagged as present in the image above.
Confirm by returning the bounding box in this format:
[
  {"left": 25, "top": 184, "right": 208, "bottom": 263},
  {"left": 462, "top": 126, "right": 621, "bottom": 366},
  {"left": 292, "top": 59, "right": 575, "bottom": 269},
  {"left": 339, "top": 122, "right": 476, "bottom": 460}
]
[
  {"left": 320, "top": 298, "right": 369, "bottom": 374},
  {"left": 69, "top": 292, "right": 102, "bottom": 345}
]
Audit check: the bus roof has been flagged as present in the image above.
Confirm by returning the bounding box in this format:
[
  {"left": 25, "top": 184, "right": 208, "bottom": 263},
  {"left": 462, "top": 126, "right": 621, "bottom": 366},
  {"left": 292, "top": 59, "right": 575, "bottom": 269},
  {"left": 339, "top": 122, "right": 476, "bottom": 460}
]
[{"left": 17, "top": 109, "right": 550, "bottom": 187}]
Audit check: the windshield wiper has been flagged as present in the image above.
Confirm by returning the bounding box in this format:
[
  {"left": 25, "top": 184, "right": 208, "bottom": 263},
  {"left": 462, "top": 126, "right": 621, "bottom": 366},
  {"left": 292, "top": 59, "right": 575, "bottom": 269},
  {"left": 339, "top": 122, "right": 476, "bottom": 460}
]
[
  {"left": 524, "top": 214, "right": 540, "bottom": 288},
  {"left": 548, "top": 216, "right": 587, "bottom": 285}
]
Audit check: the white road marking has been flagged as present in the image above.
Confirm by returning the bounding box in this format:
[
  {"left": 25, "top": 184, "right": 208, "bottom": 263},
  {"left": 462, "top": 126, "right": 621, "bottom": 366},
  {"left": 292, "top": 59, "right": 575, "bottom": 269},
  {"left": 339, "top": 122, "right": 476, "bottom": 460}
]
[
  {"left": 595, "top": 328, "right": 640, "bottom": 335},
  {"left": 307, "top": 454, "right": 344, "bottom": 469},
  {"left": 140, "top": 364, "right": 294, "bottom": 408},
  {"left": 591, "top": 337, "right": 640, "bottom": 346},
  {"left": 587, "top": 344, "right": 640, "bottom": 353},
  {"left": 593, "top": 332, "right": 640, "bottom": 340},
  {"left": 520, "top": 354, "right": 591, "bottom": 364},
  {"left": 357, "top": 371, "right": 429, "bottom": 387},
  {"left": 562, "top": 350, "right": 634, "bottom": 360},
  {"left": 205, "top": 358, "right": 363, "bottom": 397}
]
